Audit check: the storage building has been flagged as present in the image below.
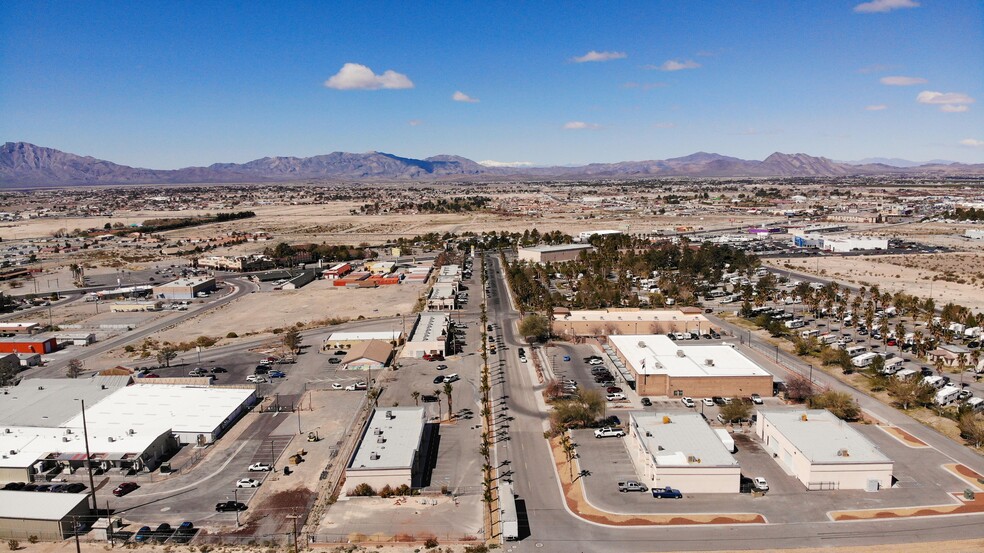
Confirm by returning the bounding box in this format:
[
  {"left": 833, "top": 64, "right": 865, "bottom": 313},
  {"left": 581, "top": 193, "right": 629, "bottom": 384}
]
[
  {"left": 341, "top": 340, "right": 393, "bottom": 371},
  {"left": 324, "top": 331, "right": 404, "bottom": 351},
  {"left": 0, "top": 491, "right": 91, "bottom": 540},
  {"left": 755, "top": 409, "right": 893, "bottom": 491},
  {"left": 401, "top": 313, "right": 450, "bottom": 358},
  {"left": 151, "top": 277, "right": 216, "bottom": 300},
  {"left": 0, "top": 336, "right": 57, "bottom": 354},
  {"left": 553, "top": 308, "right": 715, "bottom": 337},
  {"left": 517, "top": 244, "right": 594, "bottom": 264}
]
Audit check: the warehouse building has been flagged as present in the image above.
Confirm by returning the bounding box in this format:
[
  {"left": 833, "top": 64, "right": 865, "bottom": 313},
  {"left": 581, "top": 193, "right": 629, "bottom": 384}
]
[
  {"left": 821, "top": 237, "right": 888, "bottom": 253},
  {"left": 756, "top": 409, "right": 893, "bottom": 491},
  {"left": 151, "top": 276, "right": 216, "bottom": 300},
  {"left": 517, "top": 243, "right": 594, "bottom": 264},
  {"left": 427, "top": 283, "right": 458, "bottom": 310},
  {"left": 323, "top": 330, "right": 404, "bottom": 351},
  {"left": 111, "top": 301, "right": 162, "bottom": 312},
  {"left": 401, "top": 313, "right": 450, "bottom": 358},
  {"left": 323, "top": 262, "right": 353, "bottom": 279},
  {"left": 553, "top": 308, "right": 715, "bottom": 337},
  {"left": 281, "top": 269, "right": 316, "bottom": 290},
  {"left": 345, "top": 407, "right": 428, "bottom": 494},
  {"left": 0, "top": 322, "right": 40, "bottom": 335},
  {"left": 341, "top": 340, "right": 393, "bottom": 371},
  {"left": 0, "top": 335, "right": 58, "bottom": 355},
  {"left": 608, "top": 334, "right": 773, "bottom": 398},
  {"left": 625, "top": 412, "right": 740, "bottom": 493},
  {"left": 0, "top": 491, "right": 91, "bottom": 540}
]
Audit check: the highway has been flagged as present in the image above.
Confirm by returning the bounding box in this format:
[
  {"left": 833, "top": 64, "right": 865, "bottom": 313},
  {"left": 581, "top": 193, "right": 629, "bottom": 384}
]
[{"left": 483, "top": 254, "right": 984, "bottom": 552}]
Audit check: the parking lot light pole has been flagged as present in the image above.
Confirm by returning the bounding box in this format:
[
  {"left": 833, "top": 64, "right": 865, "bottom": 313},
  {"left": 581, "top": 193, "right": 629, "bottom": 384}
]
[
  {"left": 234, "top": 487, "right": 241, "bottom": 527},
  {"left": 77, "top": 399, "right": 99, "bottom": 515}
]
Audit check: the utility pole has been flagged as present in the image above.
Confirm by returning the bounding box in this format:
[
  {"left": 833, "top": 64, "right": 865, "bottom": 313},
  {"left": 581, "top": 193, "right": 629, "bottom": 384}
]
[
  {"left": 234, "top": 487, "right": 241, "bottom": 527},
  {"left": 287, "top": 511, "right": 301, "bottom": 553},
  {"left": 78, "top": 399, "right": 98, "bottom": 514},
  {"left": 73, "top": 516, "right": 81, "bottom": 553}
]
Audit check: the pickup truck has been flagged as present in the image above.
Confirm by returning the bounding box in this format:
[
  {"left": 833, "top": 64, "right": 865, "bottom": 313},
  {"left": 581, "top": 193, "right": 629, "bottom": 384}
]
[
  {"left": 618, "top": 480, "right": 648, "bottom": 492},
  {"left": 593, "top": 427, "right": 625, "bottom": 439},
  {"left": 651, "top": 486, "right": 683, "bottom": 499}
]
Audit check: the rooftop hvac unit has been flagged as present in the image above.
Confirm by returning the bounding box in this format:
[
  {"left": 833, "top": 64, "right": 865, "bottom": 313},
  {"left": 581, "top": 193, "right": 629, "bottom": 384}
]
[
  {"left": 837, "top": 448, "right": 850, "bottom": 457},
  {"left": 128, "top": 429, "right": 135, "bottom": 435},
  {"left": 9, "top": 450, "right": 17, "bottom": 455},
  {"left": 705, "top": 359, "right": 715, "bottom": 366},
  {"left": 638, "top": 341, "right": 647, "bottom": 348},
  {"left": 369, "top": 452, "right": 380, "bottom": 461},
  {"left": 377, "top": 437, "right": 386, "bottom": 443},
  {"left": 107, "top": 436, "right": 115, "bottom": 442},
  {"left": 62, "top": 437, "right": 70, "bottom": 442},
  {"left": 676, "top": 350, "right": 685, "bottom": 358},
  {"left": 385, "top": 410, "right": 394, "bottom": 419},
  {"left": 65, "top": 429, "right": 73, "bottom": 434},
  {"left": 3, "top": 428, "right": 10, "bottom": 434},
  {"left": 374, "top": 428, "right": 383, "bottom": 435}
]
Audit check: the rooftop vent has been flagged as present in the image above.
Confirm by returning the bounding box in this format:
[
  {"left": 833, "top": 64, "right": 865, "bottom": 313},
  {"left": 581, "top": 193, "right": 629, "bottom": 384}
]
[
  {"left": 705, "top": 359, "right": 714, "bottom": 366},
  {"left": 374, "top": 428, "right": 383, "bottom": 435},
  {"left": 638, "top": 341, "right": 647, "bottom": 348},
  {"left": 107, "top": 437, "right": 115, "bottom": 442},
  {"left": 385, "top": 410, "right": 394, "bottom": 419},
  {"left": 801, "top": 414, "right": 809, "bottom": 422},
  {"left": 369, "top": 452, "right": 380, "bottom": 461},
  {"left": 676, "top": 350, "right": 685, "bottom": 358},
  {"left": 662, "top": 416, "right": 672, "bottom": 424},
  {"left": 128, "top": 429, "right": 135, "bottom": 436},
  {"left": 376, "top": 437, "right": 386, "bottom": 444},
  {"left": 837, "top": 448, "right": 850, "bottom": 457},
  {"left": 62, "top": 437, "right": 70, "bottom": 442}
]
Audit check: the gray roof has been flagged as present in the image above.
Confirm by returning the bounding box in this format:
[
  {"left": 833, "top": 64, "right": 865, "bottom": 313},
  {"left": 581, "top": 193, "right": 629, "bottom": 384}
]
[
  {"left": 0, "top": 490, "right": 89, "bottom": 520},
  {"left": 759, "top": 409, "right": 892, "bottom": 464},
  {"left": 630, "top": 411, "right": 738, "bottom": 467},
  {"left": 0, "top": 377, "right": 130, "bottom": 427},
  {"left": 348, "top": 407, "right": 425, "bottom": 471}
]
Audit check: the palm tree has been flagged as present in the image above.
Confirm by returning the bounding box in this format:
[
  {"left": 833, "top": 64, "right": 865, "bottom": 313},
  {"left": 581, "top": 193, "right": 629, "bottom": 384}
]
[
  {"left": 443, "top": 382, "right": 454, "bottom": 418},
  {"left": 411, "top": 391, "right": 420, "bottom": 406},
  {"left": 433, "top": 389, "right": 443, "bottom": 421}
]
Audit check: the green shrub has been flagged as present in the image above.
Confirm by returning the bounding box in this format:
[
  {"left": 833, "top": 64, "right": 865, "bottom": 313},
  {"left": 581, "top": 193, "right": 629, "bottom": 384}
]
[
  {"left": 350, "top": 483, "right": 375, "bottom": 496},
  {"left": 226, "top": 332, "right": 238, "bottom": 338}
]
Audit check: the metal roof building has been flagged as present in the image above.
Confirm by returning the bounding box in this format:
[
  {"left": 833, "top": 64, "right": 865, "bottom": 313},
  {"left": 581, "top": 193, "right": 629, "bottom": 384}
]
[{"left": 0, "top": 490, "right": 91, "bottom": 540}]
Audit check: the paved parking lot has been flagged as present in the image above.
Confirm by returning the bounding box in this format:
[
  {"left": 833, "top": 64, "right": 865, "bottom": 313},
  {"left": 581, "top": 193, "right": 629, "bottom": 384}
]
[{"left": 571, "top": 415, "right": 972, "bottom": 523}]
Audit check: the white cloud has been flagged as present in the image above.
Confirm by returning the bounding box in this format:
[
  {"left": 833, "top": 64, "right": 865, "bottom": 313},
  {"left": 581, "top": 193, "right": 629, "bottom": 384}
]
[
  {"left": 652, "top": 122, "right": 676, "bottom": 128},
  {"left": 865, "top": 104, "right": 888, "bottom": 111},
  {"left": 854, "top": 0, "right": 920, "bottom": 14},
  {"left": 572, "top": 50, "right": 627, "bottom": 63},
  {"left": 324, "top": 63, "right": 414, "bottom": 90},
  {"left": 479, "top": 160, "right": 535, "bottom": 167},
  {"left": 563, "top": 121, "right": 601, "bottom": 130},
  {"left": 653, "top": 59, "right": 701, "bottom": 71},
  {"left": 408, "top": 119, "right": 423, "bottom": 126},
  {"left": 880, "top": 75, "right": 927, "bottom": 86},
  {"left": 917, "top": 90, "right": 975, "bottom": 111},
  {"left": 960, "top": 138, "right": 984, "bottom": 147},
  {"left": 452, "top": 91, "right": 480, "bottom": 103}
]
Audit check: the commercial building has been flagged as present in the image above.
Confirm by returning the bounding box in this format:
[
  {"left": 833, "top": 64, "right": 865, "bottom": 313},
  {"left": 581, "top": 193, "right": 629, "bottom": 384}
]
[
  {"left": 281, "top": 269, "right": 316, "bottom": 290},
  {"left": 625, "top": 412, "right": 740, "bottom": 493},
  {"left": 323, "top": 262, "right": 353, "bottom": 279},
  {"left": 821, "top": 237, "right": 888, "bottom": 253},
  {"left": 427, "top": 283, "right": 458, "bottom": 311},
  {"left": 0, "top": 322, "right": 40, "bottom": 335},
  {"left": 0, "top": 335, "right": 57, "bottom": 354},
  {"left": 15, "top": 353, "right": 41, "bottom": 367},
  {"left": 756, "top": 409, "right": 893, "bottom": 491},
  {"left": 577, "top": 229, "right": 622, "bottom": 242},
  {"left": 0, "top": 491, "right": 91, "bottom": 540},
  {"left": 344, "top": 407, "right": 427, "bottom": 494},
  {"left": 608, "top": 334, "right": 773, "bottom": 398},
  {"left": 111, "top": 301, "right": 162, "bottom": 312},
  {"left": 553, "top": 308, "right": 715, "bottom": 338},
  {"left": 151, "top": 276, "right": 216, "bottom": 300},
  {"left": 323, "top": 331, "right": 404, "bottom": 351},
  {"left": 341, "top": 340, "right": 393, "bottom": 371},
  {"left": 401, "top": 313, "right": 450, "bottom": 358},
  {"left": 517, "top": 244, "right": 594, "bottom": 264},
  {"left": 53, "top": 332, "right": 95, "bottom": 346}
]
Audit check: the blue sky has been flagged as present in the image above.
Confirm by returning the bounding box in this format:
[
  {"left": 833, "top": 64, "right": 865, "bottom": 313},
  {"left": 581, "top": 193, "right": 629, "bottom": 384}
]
[{"left": 1, "top": 0, "right": 982, "bottom": 168}]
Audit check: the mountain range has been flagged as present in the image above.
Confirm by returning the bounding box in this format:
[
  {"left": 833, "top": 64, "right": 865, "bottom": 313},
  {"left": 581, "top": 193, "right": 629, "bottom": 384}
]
[{"left": 2, "top": 141, "right": 982, "bottom": 187}]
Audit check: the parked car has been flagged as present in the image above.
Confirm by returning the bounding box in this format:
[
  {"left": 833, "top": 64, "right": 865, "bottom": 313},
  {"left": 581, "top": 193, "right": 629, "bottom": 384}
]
[
  {"left": 268, "top": 370, "right": 286, "bottom": 378},
  {"left": 433, "top": 375, "right": 445, "bottom": 384},
  {"left": 134, "top": 526, "right": 153, "bottom": 542},
  {"left": 248, "top": 463, "right": 273, "bottom": 472},
  {"left": 334, "top": 350, "right": 346, "bottom": 355},
  {"left": 328, "top": 358, "right": 341, "bottom": 364},
  {"left": 588, "top": 358, "right": 604, "bottom": 366},
  {"left": 153, "top": 523, "right": 173, "bottom": 542},
  {"left": 113, "top": 482, "right": 139, "bottom": 497},
  {"left": 172, "top": 522, "right": 196, "bottom": 544},
  {"left": 606, "top": 386, "right": 622, "bottom": 394},
  {"left": 49, "top": 484, "right": 68, "bottom": 493},
  {"left": 345, "top": 382, "right": 367, "bottom": 391},
  {"left": 701, "top": 398, "right": 715, "bottom": 407},
  {"left": 246, "top": 375, "right": 268, "bottom": 383},
  {"left": 2, "top": 482, "right": 25, "bottom": 491},
  {"left": 236, "top": 478, "right": 261, "bottom": 488},
  {"left": 753, "top": 477, "right": 769, "bottom": 491},
  {"left": 651, "top": 486, "right": 683, "bottom": 499},
  {"left": 681, "top": 397, "right": 695, "bottom": 408},
  {"left": 436, "top": 364, "right": 448, "bottom": 370},
  {"left": 562, "top": 355, "right": 571, "bottom": 361},
  {"left": 66, "top": 483, "right": 86, "bottom": 493},
  {"left": 215, "top": 501, "right": 248, "bottom": 512},
  {"left": 253, "top": 365, "right": 269, "bottom": 375},
  {"left": 618, "top": 480, "right": 648, "bottom": 492},
  {"left": 330, "top": 383, "right": 343, "bottom": 390},
  {"left": 594, "top": 427, "right": 625, "bottom": 438},
  {"left": 641, "top": 397, "right": 652, "bottom": 407},
  {"left": 712, "top": 396, "right": 726, "bottom": 405},
  {"left": 958, "top": 389, "right": 974, "bottom": 401},
  {"left": 443, "top": 373, "right": 460, "bottom": 384},
  {"left": 606, "top": 393, "right": 627, "bottom": 402},
  {"left": 211, "top": 367, "right": 228, "bottom": 373},
  {"left": 750, "top": 394, "right": 763, "bottom": 405}
]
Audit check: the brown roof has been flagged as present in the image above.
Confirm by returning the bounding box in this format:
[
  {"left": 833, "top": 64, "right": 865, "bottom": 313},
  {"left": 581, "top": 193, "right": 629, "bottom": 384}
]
[
  {"left": 99, "top": 366, "right": 134, "bottom": 376},
  {"left": 342, "top": 340, "right": 393, "bottom": 365}
]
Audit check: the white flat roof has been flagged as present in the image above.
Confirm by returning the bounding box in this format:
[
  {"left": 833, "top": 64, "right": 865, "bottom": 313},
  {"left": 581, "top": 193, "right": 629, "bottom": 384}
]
[
  {"left": 408, "top": 313, "right": 448, "bottom": 343},
  {"left": 0, "top": 422, "right": 173, "bottom": 469},
  {"left": 327, "top": 331, "right": 403, "bottom": 342},
  {"left": 610, "top": 334, "right": 770, "bottom": 378},
  {"left": 519, "top": 244, "right": 594, "bottom": 253},
  {"left": 155, "top": 276, "right": 214, "bottom": 288},
  {"left": 554, "top": 309, "right": 708, "bottom": 324},
  {"left": 0, "top": 377, "right": 131, "bottom": 427},
  {"left": 0, "top": 490, "right": 89, "bottom": 520},
  {"left": 430, "top": 283, "right": 457, "bottom": 299},
  {"left": 630, "top": 412, "right": 738, "bottom": 467},
  {"left": 760, "top": 409, "right": 892, "bottom": 464},
  {"left": 62, "top": 384, "right": 254, "bottom": 436},
  {"left": 349, "top": 407, "right": 425, "bottom": 471}
]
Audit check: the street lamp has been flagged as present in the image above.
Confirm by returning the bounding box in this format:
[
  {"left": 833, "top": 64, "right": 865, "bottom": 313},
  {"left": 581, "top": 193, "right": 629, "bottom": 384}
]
[
  {"left": 234, "top": 487, "right": 241, "bottom": 527},
  {"left": 76, "top": 399, "right": 99, "bottom": 517}
]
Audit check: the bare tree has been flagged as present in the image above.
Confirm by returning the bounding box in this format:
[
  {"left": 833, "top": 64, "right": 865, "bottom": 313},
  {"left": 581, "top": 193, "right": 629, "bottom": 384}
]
[
  {"left": 66, "top": 358, "right": 84, "bottom": 379},
  {"left": 785, "top": 373, "right": 816, "bottom": 403}
]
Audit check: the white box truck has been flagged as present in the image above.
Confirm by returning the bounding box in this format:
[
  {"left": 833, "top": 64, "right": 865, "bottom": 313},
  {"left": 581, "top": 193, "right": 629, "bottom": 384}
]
[
  {"left": 499, "top": 481, "right": 519, "bottom": 541},
  {"left": 714, "top": 428, "right": 736, "bottom": 453}
]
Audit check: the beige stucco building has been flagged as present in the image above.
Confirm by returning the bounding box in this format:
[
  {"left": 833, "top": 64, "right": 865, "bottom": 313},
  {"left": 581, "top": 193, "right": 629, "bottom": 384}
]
[
  {"left": 553, "top": 308, "right": 715, "bottom": 338},
  {"left": 344, "top": 407, "right": 427, "bottom": 494}
]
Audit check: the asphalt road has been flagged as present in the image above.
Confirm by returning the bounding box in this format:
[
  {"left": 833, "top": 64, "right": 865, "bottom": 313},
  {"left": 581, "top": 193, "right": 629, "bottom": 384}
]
[{"left": 483, "top": 254, "right": 984, "bottom": 552}]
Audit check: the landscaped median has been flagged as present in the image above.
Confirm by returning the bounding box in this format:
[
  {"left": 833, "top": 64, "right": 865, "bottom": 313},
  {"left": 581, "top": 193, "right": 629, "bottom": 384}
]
[
  {"left": 830, "top": 464, "right": 984, "bottom": 521},
  {"left": 548, "top": 435, "right": 766, "bottom": 526},
  {"left": 878, "top": 425, "right": 930, "bottom": 448}
]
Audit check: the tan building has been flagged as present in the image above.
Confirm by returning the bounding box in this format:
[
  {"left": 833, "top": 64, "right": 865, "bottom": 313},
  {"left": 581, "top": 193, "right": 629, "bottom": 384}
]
[
  {"left": 111, "top": 301, "right": 162, "bottom": 312},
  {"left": 756, "top": 409, "right": 893, "bottom": 491},
  {"left": 553, "top": 308, "right": 714, "bottom": 337},
  {"left": 625, "top": 412, "right": 740, "bottom": 493},
  {"left": 0, "top": 492, "right": 91, "bottom": 540},
  {"left": 341, "top": 340, "right": 393, "bottom": 371},
  {"left": 345, "top": 407, "right": 427, "bottom": 494},
  {"left": 401, "top": 313, "right": 450, "bottom": 358},
  {"left": 517, "top": 244, "right": 594, "bottom": 263},
  {"left": 608, "top": 334, "right": 773, "bottom": 398}
]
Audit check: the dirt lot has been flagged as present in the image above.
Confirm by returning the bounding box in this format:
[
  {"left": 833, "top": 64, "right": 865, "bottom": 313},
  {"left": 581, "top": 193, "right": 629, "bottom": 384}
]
[{"left": 769, "top": 254, "right": 984, "bottom": 313}]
